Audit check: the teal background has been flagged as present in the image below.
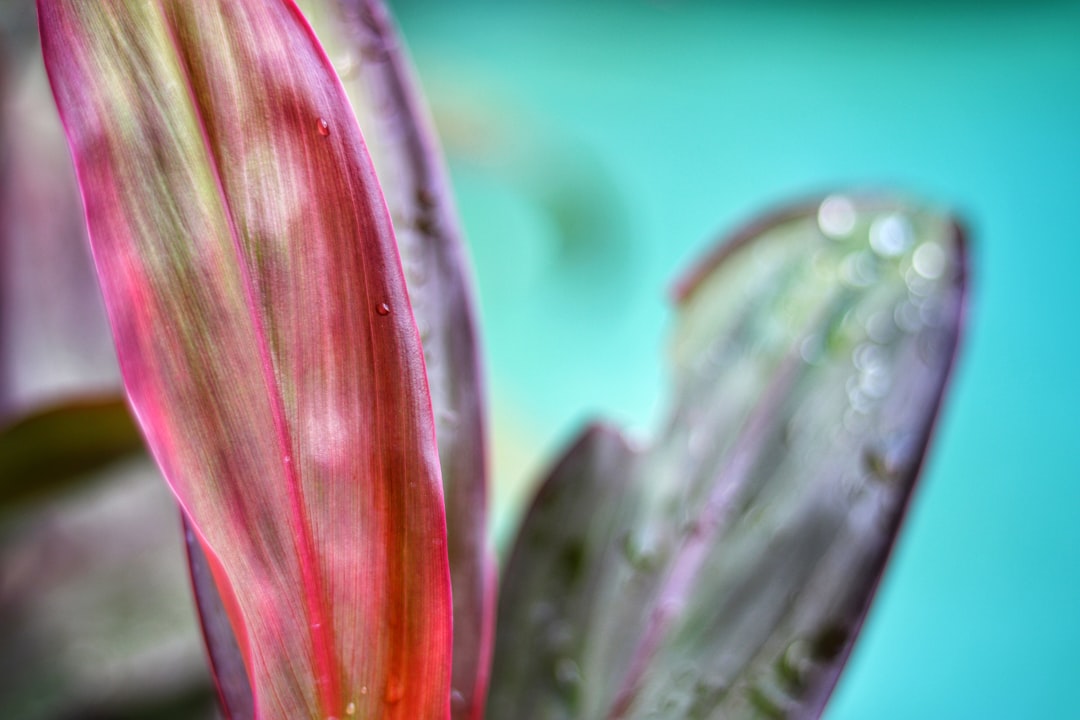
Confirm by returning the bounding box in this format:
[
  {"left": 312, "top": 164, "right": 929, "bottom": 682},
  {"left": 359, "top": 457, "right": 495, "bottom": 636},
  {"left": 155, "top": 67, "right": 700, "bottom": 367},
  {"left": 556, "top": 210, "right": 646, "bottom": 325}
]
[{"left": 391, "top": 2, "right": 1079, "bottom": 718}]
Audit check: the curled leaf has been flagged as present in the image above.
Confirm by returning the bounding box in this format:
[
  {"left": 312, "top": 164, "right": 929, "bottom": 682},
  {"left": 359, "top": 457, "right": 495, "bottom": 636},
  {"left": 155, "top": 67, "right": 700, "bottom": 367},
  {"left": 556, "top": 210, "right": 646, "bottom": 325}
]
[
  {"left": 490, "top": 195, "right": 967, "bottom": 720},
  {"left": 40, "top": 2, "right": 453, "bottom": 718}
]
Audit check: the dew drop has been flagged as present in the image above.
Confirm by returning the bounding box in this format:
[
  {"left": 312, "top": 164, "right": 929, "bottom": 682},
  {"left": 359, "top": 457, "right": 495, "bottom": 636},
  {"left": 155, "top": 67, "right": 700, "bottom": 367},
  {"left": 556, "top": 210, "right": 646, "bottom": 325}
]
[
  {"left": 436, "top": 407, "right": 460, "bottom": 429},
  {"left": 864, "top": 433, "right": 917, "bottom": 482},
  {"left": 346, "top": 701, "right": 356, "bottom": 716},
  {"left": 852, "top": 342, "right": 883, "bottom": 372},
  {"left": 554, "top": 657, "right": 582, "bottom": 689},
  {"left": 904, "top": 267, "right": 934, "bottom": 298},
  {"left": 360, "top": 686, "right": 368, "bottom": 695},
  {"left": 912, "top": 241, "right": 946, "bottom": 279},
  {"left": 817, "top": 195, "right": 857, "bottom": 238},
  {"left": 799, "top": 334, "right": 824, "bottom": 365},
  {"left": 621, "top": 531, "right": 659, "bottom": 571},
  {"left": 840, "top": 251, "right": 878, "bottom": 287},
  {"left": 317, "top": 117, "right": 330, "bottom": 136},
  {"left": 384, "top": 675, "right": 404, "bottom": 704},
  {"left": 777, "top": 639, "right": 813, "bottom": 693},
  {"left": 894, "top": 300, "right": 923, "bottom": 334},
  {"left": 859, "top": 364, "right": 891, "bottom": 399},
  {"left": 865, "top": 310, "right": 897, "bottom": 345},
  {"left": 869, "top": 213, "right": 913, "bottom": 257},
  {"left": 376, "top": 302, "right": 390, "bottom": 316},
  {"left": 450, "top": 689, "right": 466, "bottom": 711},
  {"left": 335, "top": 52, "right": 357, "bottom": 79}
]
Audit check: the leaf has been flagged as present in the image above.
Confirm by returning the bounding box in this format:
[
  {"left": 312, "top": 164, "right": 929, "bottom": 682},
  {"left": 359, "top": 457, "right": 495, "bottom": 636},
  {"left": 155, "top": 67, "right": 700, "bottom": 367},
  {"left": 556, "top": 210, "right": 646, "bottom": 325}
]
[
  {"left": 0, "top": 21, "right": 138, "bottom": 504},
  {"left": 0, "top": 398, "right": 143, "bottom": 507},
  {"left": 486, "top": 424, "right": 638, "bottom": 720},
  {"left": 181, "top": 1, "right": 495, "bottom": 715},
  {"left": 489, "top": 195, "right": 967, "bottom": 719},
  {"left": 0, "top": 460, "right": 217, "bottom": 719},
  {"left": 294, "top": 3, "right": 496, "bottom": 716},
  {"left": 183, "top": 513, "right": 255, "bottom": 720},
  {"left": 39, "top": 3, "right": 453, "bottom": 719}
]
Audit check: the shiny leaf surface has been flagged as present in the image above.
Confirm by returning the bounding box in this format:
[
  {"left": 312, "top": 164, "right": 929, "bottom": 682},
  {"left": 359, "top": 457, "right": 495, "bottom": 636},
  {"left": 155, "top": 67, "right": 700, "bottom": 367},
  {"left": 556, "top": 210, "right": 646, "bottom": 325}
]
[
  {"left": 490, "top": 195, "right": 967, "bottom": 720},
  {"left": 297, "top": 3, "right": 495, "bottom": 715},
  {"left": 40, "top": 3, "right": 452, "bottom": 718}
]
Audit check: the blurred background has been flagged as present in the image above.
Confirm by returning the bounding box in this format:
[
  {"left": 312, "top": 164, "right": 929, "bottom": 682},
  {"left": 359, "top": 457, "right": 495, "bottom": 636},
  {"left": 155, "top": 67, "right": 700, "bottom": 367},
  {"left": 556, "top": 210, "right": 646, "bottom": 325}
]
[
  {"left": 389, "top": 0, "right": 1080, "bottom": 718},
  {"left": 2, "top": 1, "right": 1077, "bottom": 718}
]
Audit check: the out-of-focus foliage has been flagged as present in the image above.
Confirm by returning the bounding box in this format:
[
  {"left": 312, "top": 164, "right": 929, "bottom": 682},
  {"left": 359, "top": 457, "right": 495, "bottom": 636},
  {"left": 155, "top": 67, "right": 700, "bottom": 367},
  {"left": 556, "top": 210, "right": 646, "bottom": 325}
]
[
  {"left": 0, "top": 460, "right": 216, "bottom": 720},
  {"left": 1, "top": 10, "right": 208, "bottom": 719},
  {"left": 489, "top": 197, "right": 965, "bottom": 719}
]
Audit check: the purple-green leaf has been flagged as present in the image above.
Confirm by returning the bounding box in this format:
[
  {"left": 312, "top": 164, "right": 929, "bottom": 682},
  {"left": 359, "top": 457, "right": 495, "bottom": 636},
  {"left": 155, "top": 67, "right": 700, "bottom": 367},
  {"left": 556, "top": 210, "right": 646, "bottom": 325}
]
[
  {"left": 183, "top": 513, "right": 255, "bottom": 720},
  {"left": 489, "top": 195, "right": 966, "bottom": 719},
  {"left": 486, "top": 423, "right": 638, "bottom": 720},
  {"left": 39, "top": 2, "right": 453, "bottom": 718}
]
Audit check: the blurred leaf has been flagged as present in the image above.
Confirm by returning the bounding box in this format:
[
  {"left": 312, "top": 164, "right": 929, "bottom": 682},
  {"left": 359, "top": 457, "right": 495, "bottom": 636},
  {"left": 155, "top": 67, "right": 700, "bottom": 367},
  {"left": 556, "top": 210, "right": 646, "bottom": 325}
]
[
  {"left": 490, "top": 195, "right": 967, "bottom": 719},
  {"left": 486, "top": 423, "right": 637, "bottom": 720},
  {"left": 40, "top": 2, "right": 452, "bottom": 719},
  {"left": 0, "top": 398, "right": 142, "bottom": 507},
  {"left": 0, "top": 17, "right": 136, "bottom": 505},
  {"left": 0, "top": 460, "right": 215, "bottom": 720}
]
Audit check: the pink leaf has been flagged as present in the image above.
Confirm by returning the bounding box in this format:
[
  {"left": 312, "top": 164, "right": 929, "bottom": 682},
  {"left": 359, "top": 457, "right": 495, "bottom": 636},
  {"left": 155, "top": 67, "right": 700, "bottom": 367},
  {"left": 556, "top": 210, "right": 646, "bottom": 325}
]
[
  {"left": 39, "top": 2, "right": 453, "bottom": 718},
  {"left": 296, "top": 2, "right": 495, "bottom": 716}
]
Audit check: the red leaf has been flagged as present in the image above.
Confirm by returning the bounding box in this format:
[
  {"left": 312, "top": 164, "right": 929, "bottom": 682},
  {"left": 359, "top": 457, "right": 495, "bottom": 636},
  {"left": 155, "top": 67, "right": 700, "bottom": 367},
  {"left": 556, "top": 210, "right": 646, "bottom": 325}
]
[
  {"left": 296, "top": 2, "right": 495, "bottom": 716},
  {"left": 39, "top": 3, "right": 452, "bottom": 718}
]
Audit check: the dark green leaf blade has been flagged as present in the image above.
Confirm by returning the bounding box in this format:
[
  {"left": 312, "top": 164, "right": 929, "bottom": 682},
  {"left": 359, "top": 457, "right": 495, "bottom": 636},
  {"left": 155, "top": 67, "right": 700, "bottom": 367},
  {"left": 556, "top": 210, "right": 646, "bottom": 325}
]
[
  {"left": 0, "top": 398, "right": 141, "bottom": 507},
  {"left": 0, "top": 25, "right": 138, "bottom": 505}
]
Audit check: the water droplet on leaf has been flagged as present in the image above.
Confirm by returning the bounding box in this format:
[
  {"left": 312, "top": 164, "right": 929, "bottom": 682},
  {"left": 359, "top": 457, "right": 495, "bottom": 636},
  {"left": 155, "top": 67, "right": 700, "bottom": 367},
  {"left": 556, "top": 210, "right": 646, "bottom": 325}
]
[
  {"left": 840, "top": 251, "right": 878, "bottom": 287},
  {"left": 346, "top": 701, "right": 356, "bottom": 716},
  {"left": 817, "top": 195, "right": 857, "bottom": 238},
  {"left": 864, "top": 433, "right": 917, "bottom": 482},
  {"left": 912, "top": 241, "right": 946, "bottom": 279},
  {"left": 869, "top": 213, "right": 913, "bottom": 257},
  {"left": 894, "top": 300, "right": 923, "bottom": 333},
  {"left": 450, "top": 690, "right": 466, "bottom": 710},
  {"left": 317, "top": 117, "right": 330, "bottom": 136},
  {"left": 376, "top": 302, "right": 390, "bottom": 316},
  {"left": 384, "top": 675, "right": 404, "bottom": 704},
  {"left": 554, "top": 657, "right": 582, "bottom": 689}
]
